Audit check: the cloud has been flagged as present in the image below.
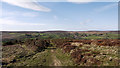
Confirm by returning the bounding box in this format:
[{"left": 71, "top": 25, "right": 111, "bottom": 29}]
[
  {"left": 0, "top": 18, "right": 46, "bottom": 31},
  {"left": 1, "top": 0, "right": 51, "bottom": 12},
  {"left": 67, "top": 0, "right": 96, "bottom": 4},
  {"left": 95, "top": 3, "right": 118, "bottom": 12},
  {"left": 67, "top": 0, "right": 119, "bottom": 2},
  {"left": 67, "top": 0, "right": 95, "bottom": 2},
  {"left": 0, "top": 18, "right": 46, "bottom": 26},
  {"left": 29, "top": 0, "right": 119, "bottom": 2},
  {"left": 3, "top": 11, "right": 39, "bottom": 17},
  {"left": 67, "top": 0, "right": 119, "bottom": 4}
]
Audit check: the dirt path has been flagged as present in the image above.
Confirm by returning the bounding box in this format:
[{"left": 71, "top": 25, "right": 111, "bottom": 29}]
[{"left": 51, "top": 49, "right": 62, "bottom": 66}]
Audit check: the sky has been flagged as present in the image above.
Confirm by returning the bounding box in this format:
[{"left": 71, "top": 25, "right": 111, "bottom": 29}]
[{"left": 0, "top": 0, "right": 118, "bottom": 31}]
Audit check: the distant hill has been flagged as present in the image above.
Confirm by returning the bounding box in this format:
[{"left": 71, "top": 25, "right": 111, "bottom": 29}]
[{"left": 2, "top": 30, "right": 119, "bottom": 34}]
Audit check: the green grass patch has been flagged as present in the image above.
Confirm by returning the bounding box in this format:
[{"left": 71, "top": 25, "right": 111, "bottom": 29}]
[
  {"left": 7, "top": 49, "right": 52, "bottom": 66},
  {"left": 55, "top": 48, "right": 75, "bottom": 66}
]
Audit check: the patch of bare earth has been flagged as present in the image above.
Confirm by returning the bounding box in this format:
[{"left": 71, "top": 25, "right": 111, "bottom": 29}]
[{"left": 51, "top": 50, "right": 62, "bottom": 66}]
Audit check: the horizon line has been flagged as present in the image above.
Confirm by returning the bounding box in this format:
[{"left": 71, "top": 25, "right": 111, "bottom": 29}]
[{"left": 1, "top": 30, "right": 119, "bottom": 32}]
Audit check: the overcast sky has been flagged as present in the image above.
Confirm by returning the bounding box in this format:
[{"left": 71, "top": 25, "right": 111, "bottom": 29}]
[{"left": 0, "top": 0, "right": 118, "bottom": 31}]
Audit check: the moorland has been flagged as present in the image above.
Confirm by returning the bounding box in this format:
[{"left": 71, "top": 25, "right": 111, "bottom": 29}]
[{"left": 1, "top": 31, "right": 120, "bottom": 67}]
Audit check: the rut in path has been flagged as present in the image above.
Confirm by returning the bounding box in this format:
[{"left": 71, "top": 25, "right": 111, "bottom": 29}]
[{"left": 51, "top": 49, "right": 62, "bottom": 66}]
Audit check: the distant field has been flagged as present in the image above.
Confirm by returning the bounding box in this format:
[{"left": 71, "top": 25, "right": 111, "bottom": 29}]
[
  {"left": 1, "top": 31, "right": 120, "bottom": 67},
  {"left": 2, "top": 31, "right": 119, "bottom": 39}
]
